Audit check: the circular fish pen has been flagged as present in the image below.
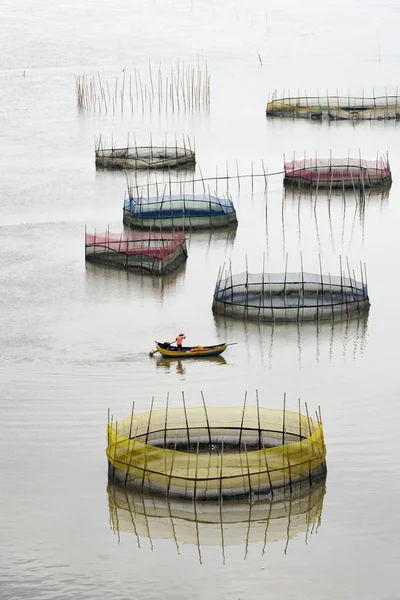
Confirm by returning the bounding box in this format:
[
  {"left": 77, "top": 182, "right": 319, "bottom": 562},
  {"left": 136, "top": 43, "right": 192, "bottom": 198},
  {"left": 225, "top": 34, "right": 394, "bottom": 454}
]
[
  {"left": 106, "top": 402, "right": 327, "bottom": 499},
  {"left": 266, "top": 93, "right": 400, "bottom": 120},
  {"left": 124, "top": 181, "right": 238, "bottom": 230},
  {"left": 85, "top": 230, "right": 187, "bottom": 275},
  {"left": 95, "top": 145, "right": 196, "bottom": 170},
  {"left": 212, "top": 264, "right": 370, "bottom": 322},
  {"left": 284, "top": 156, "right": 392, "bottom": 189}
]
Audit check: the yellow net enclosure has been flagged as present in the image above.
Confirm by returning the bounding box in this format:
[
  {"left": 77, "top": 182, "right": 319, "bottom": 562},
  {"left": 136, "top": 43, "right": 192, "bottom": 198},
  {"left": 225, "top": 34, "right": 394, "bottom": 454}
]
[{"left": 106, "top": 404, "right": 327, "bottom": 499}]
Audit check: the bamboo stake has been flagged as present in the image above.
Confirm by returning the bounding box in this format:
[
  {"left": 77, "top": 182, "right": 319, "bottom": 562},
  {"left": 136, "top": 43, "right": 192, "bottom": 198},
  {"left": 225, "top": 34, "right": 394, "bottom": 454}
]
[
  {"left": 182, "top": 391, "right": 191, "bottom": 452},
  {"left": 201, "top": 391, "right": 212, "bottom": 450},
  {"left": 238, "top": 391, "right": 247, "bottom": 450}
]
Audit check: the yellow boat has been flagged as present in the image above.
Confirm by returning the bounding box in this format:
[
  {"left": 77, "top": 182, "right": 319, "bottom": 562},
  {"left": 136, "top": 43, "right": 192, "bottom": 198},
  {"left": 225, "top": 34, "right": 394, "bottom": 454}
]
[{"left": 154, "top": 341, "right": 227, "bottom": 358}]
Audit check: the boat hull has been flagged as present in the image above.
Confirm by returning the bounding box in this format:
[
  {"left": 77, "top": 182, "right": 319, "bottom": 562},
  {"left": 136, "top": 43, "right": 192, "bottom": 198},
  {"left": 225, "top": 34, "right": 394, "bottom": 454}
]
[{"left": 156, "top": 343, "right": 227, "bottom": 358}]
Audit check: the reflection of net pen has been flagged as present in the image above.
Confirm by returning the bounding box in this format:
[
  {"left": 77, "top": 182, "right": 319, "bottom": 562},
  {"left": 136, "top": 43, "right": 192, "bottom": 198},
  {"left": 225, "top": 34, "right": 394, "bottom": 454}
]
[
  {"left": 212, "top": 259, "right": 370, "bottom": 322},
  {"left": 106, "top": 395, "right": 327, "bottom": 500},
  {"left": 123, "top": 184, "right": 237, "bottom": 230},
  {"left": 107, "top": 477, "right": 326, "bottom": 560},
  {"left": 284, "top": 156, "right": 391, "bottom": 190},
  {"left": 266, "top": 92, "right": 400, "bottom": 120},
  {"left": 85, "top": 229, "right": 187, "bottom": 275}
]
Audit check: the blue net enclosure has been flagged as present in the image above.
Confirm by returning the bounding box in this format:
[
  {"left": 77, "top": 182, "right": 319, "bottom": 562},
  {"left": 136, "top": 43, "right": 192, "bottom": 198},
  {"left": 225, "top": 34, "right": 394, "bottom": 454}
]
[{"left": 123, "top": 185, "right": 237, "bottom": 230}]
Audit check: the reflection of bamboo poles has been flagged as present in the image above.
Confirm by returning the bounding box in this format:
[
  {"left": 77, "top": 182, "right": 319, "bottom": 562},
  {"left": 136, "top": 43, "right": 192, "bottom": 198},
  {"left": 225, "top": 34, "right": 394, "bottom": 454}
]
[
  {"left": 213, "top": 304, "right": 369, "bottom": 367},
  {"left": 75, "top": 61, "right": 211, "bottom": 114},
  {"left": 106, "top": 477, "right": 326, "bottom": 560},
  {"left": 281, "top": 182, "right": 388, "bottom": 252}
]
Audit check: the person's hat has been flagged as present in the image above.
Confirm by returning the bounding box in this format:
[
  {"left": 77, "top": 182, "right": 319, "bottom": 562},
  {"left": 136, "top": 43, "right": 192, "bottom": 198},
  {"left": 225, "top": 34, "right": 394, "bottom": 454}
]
[{"left": 179, "top": 332, "right": 185, "bottom": 335}]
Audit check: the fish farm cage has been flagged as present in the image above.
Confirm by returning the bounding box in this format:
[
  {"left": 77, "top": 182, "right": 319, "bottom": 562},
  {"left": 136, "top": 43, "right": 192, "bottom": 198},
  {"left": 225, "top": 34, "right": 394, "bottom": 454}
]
[
  {"left": 106, "top": 396, "right": 327, "bottom": 499},
  {"left": 266, "top": 93, "right": 400, "bottom": 120},
  {"left": 85, "top": 230, "right": 187, "bottom": 275},
  {"left": 124, "top": 181, "right": 238, "bottom": 230},
  {"left": 284, "top": 156, "right": 392, "bottom": 189},
  {"left": 107, "top": 477, "right": 325, "bottom": 557},
  {"left": 95, "top": 141, "right": 195, "bottom": 170},
  {"left": 212, "top": 261, "right": 370, "bottom": 322}
]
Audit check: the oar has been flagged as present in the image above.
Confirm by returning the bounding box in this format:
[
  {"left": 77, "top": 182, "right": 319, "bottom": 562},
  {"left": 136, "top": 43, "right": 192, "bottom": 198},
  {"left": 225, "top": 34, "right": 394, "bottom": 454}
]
[
  {"left": 226, "top": 342, "right": 238, "bottom": 346},
  {"left": 149, "top": 341, "right": 175, "bottom": 357}
]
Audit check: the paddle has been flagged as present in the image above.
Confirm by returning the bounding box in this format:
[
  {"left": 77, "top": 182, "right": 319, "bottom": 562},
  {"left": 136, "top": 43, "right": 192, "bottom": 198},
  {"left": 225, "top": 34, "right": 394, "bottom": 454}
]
[{"left": 149, "top": 341, "right": 175, "bottom": 357}]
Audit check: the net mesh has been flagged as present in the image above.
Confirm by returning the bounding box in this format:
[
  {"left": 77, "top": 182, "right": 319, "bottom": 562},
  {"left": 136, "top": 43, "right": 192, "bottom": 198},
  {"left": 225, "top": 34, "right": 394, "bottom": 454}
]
[
  {"left": 125, "top": 194, "right": 235, "bottom": 218},
  {"left": 85, "top": 230, "right": 186, "bottom": 259},
  {"left": 95, "top": 146, "right": 196, "bottom": 169},
  {"left": 284, "top": 157, "right": 391, "bottom": 186},
  {"left": 123, "top": 186, "right": 237, "bottom": 230},
  {"left": 212, "top": 271, "right": 370, "bottom": 321},
  {"left": 106, "top": 406, "right": 326, "bottom": 497},
  {"left": 267, "top": 95, "right": 400, "bottom": 119}
]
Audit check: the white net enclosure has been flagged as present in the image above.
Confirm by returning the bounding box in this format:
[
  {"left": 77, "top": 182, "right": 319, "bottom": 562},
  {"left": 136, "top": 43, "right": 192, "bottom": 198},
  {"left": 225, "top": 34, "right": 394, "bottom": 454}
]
[
  {"left": 85, "top": 230, "right": 187, "bottom": 275},
  {"left": 212, "top": 262, "right": 370, "bottom": 322},
  {"left": 266, "top": 93, "right": 400, "bottom": 120},
  {"left": 284, "top": 156, "right": 392, "bottom": 189}
]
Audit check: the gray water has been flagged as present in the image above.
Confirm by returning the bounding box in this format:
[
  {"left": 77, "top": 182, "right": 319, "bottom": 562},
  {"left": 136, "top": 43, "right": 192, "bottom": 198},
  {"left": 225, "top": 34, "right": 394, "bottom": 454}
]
[{"left": 1, "top": 1, "right": 400, "bottom": 598}]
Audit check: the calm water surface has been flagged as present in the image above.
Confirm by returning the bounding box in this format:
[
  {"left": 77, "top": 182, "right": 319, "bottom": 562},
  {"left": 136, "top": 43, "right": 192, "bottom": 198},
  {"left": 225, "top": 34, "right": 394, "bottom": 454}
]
[{"left": 1, "top": 1, "right": 399, "bottom": 598}]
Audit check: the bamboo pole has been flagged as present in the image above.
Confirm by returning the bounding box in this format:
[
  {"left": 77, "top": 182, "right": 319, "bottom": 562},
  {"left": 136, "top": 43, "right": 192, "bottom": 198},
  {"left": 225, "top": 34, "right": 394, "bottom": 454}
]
[
  {"left": 182, "top": 391, "right": 191, "bottom": 452},
  {"left": 201, "top": 391, "right": 212, "bottom": 450},
  {"left": 238, "top": 391, "right": 247, "bottom": 450}
]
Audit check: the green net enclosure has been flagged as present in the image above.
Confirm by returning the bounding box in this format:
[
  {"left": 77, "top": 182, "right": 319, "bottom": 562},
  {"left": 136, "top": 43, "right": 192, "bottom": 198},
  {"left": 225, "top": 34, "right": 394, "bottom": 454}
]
[
  {"left": 106, "top": 403, "right": 327, "bottom": 499},
  {"left": 107, "top": 477, "right": 325, "bottom": 554},
  {"left": 266, "top": 93, "right": 400, "bottom": 120},
  {"left": 284, "top": 156, "right": 392, "bottom": 189},
  {"left": 95, "top": 145, "right": 196, "bottom": 170},
  {"left": 124, "top": 182, "right": 238, "bottom": 230},
  {"left": 212, "top": 262, "right": 370, "bottom": 322},
  {"left": 85, "top": 230, "right": 187, "bottom": 275}
]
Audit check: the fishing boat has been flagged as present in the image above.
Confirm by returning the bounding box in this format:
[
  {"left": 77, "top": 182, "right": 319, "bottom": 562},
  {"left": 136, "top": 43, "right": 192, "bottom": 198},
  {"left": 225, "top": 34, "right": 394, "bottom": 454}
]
[{"left": 153, "top": 341, "right": 227, "bottom": 358}]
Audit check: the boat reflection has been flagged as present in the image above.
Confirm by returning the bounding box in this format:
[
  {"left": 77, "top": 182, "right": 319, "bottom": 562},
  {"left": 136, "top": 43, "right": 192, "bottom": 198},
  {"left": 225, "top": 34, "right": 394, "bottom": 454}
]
[
  {"left": 156, "top": 355, "right": 227, "bottom": 373},
  {"left": 107, "top": 477, "right": 326, "bottom": 562}
]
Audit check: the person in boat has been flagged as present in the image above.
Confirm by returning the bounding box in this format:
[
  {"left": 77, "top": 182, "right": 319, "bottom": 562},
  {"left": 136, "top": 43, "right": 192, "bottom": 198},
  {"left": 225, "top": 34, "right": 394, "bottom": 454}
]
[{"left": 175, "top": 333, "right": 185, "bottom": 350}]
